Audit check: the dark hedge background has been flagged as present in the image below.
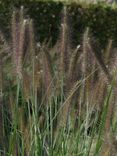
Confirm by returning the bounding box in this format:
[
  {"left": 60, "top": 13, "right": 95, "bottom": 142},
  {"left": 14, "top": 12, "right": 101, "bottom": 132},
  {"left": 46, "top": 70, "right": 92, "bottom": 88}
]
[{"left": 0, "top": 0, "right": 117, "bottom": 48}]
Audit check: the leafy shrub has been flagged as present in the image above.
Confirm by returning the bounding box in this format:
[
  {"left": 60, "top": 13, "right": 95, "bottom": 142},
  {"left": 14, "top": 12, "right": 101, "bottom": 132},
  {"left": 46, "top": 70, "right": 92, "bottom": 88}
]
[{"left": 0, "top": 1, "right": 117, "bottom": 47}]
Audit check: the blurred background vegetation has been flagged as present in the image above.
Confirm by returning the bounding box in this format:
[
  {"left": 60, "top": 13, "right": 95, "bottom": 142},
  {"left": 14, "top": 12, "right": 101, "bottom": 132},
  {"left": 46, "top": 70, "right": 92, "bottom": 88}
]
[{"left": 0, "top": 0, "right": 117, "bottom": 48}]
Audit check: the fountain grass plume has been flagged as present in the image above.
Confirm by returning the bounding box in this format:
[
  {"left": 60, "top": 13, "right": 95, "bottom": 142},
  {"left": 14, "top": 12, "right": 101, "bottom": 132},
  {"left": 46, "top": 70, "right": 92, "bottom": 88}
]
[
  {"left": 105, "top": 39, "right": 113, "bottom": 63},
  {"left": 68, "top": 45, "right": 80, "bottom": 82},
  {"left": 87, "top": 35, "right": 111, "bottom": 83},
  {"left": 28, "top": 19, "right": 35, "bottom": 58},
  {"left": 11, "top": 7, "right": 26, "bottom": 79},
  {"left": 41, "top": 42, "right": 54, "bottom": 100},
  {"left": 59, "top": 6, "right": 72, "bottom": 77}
]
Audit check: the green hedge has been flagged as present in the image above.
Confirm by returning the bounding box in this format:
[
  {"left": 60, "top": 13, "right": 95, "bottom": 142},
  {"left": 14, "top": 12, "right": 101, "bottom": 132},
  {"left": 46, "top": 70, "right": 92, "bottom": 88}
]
[{"left": 0, "top": 1, "right": 117, "bottom": 48}]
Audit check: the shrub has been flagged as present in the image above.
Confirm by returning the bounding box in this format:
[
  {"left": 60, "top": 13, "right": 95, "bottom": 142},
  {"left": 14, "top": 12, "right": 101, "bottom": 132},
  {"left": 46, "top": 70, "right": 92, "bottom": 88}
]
[{"left": 0, "top": 1, "right": 117, "bottom": 48}]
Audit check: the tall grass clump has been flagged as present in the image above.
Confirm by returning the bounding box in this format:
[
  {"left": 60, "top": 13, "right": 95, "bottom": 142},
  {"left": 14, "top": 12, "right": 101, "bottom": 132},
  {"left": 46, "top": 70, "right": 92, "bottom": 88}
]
[{"left": 0, "top": 5, "right": 117, "bottom": 156}]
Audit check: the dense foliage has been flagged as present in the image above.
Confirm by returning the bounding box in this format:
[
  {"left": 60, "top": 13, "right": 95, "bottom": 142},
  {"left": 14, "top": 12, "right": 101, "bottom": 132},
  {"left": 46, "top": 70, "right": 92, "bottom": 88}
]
[{"left": 0, "top": 1, "right": 117, "bottom": 47}]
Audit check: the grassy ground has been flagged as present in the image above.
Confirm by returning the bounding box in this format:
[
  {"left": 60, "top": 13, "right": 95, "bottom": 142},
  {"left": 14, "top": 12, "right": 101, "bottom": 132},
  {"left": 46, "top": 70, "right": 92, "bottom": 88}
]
[{"left": 0, "top": 4, "right": 117, "bottom": 156}]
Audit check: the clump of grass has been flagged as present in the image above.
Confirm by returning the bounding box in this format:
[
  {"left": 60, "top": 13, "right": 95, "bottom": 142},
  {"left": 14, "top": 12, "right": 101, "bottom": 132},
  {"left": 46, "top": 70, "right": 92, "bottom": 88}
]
[{"left": 0, "top": 5, "right": 117, "bottom": 156}]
